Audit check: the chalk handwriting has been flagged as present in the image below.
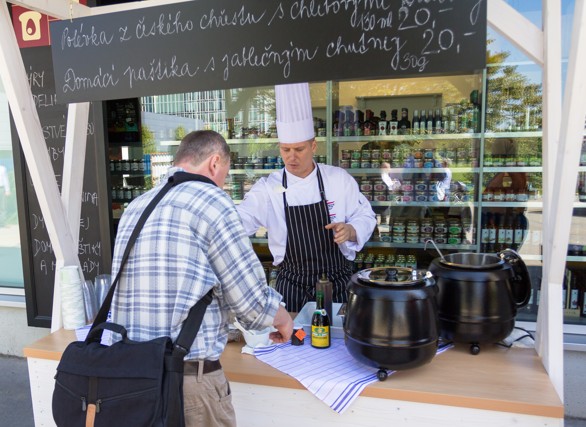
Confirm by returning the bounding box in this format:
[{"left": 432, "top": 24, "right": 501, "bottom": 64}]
[
  {"left": 27, "top": 68, "right": 44, "bottom": 88},
  {"left": 199, "top": 6, "right": 265, "bottom": 29},
  {"left": 32, "top": 214, "right": 45, "bottom": 230},
  {"left": 82, "top": 191, "right": 99, "bottom": 206},
  {"left": 33, "top": 239, "right": 53, "bottom": 257},
  {"left": 43, "top": 124, "right": 66, "bottom": 141},
  {"left": 60, "top": 23, "right": 114, "bottom": 49},
  {"left": 123, "top": 57, "right": 199, "bottom": 88},
  {"left": 33, "top": 93, "right": 58, "bottom": 109},
  {"left": 62, "top": 66, "right": 120, "bottom": 93},
  {"left": 135, "top": 11, "right": 193, "bottom": 39},
  {"left": 222, "top": 43, "right": 319, "bottom": 80}
]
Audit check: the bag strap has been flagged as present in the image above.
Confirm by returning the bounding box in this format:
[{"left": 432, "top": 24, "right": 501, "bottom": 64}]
[{"left": 87, "top": 171, "right": 216, "bottom": 344}]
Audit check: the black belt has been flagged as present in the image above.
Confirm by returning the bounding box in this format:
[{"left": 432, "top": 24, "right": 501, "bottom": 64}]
[{"left": 184, "top": 360, "right": 222, "bottom": 375}]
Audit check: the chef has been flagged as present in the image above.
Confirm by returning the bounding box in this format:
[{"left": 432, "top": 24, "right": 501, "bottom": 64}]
[{"left": 237, "top": 82, "right": 376, "bottom": 312}]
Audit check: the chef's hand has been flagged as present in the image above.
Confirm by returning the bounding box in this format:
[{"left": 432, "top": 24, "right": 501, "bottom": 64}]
[
  {"left": 325, "top": 222, "right": 357, "bottom": 244},
  {"left": 270, "top": 305, "right": 293, "bottom": 343}
]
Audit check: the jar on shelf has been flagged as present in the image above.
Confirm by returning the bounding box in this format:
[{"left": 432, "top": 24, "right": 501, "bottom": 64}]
[
  {"left": 360, "top": 179, "right": 373, "bottom": 192},
  {"left": 340, "top": 159, "right": 350, "bottom": 169},
  {"left": 434, "top": 219, "right": 447, "bottom": 235},
  {"left": 341, "top": 150, "right": 351, "bottom": 160},
  {"left": 392, "top": 219, "right": 406, "bottom": 235},
  {"left": 114, "top": 160, "right": 123, "bottom": 172},
  {"left": 414, "top": 180, "right": 427, "bottom": 191},
  {"left": 361, "top": 160, "right": 372, "bottom": 169},
  {"left": 373, "top": 180, "right": 386, "bottom": 192},
  {"left": 413, "top": 149, "right": 423, "bottom": 159},
  {"left": 504, "top": 189, "right": 516, "bottom": 202},
  {"left": 110, "top": 160, "right": 117, "bottom": 172},
  {"left": 420, "top": 232, "right": 433, "bottom": 243},
  {"left": 420, "top": 219, "right": 434, "bottom": 234},
  {"left": 414, "top": 191, "right": 428, "bottom": 202},
  {"left": 401, "top": 180, "right": 414, "bottom": 192},
  {"left": 371, "top": 149, "right": 381, "bottom": 160},
  {"left": 373, "top": 191, "right": 387, "bottom": 202},
  {"left": 361, "top": 149, "right": 372, "bottom": 160},
  {"left": 351, "top": 150, "right": 362, "bottom": 160},
  {"left": 381, "top": 149, "right": 392, "bottom": 160},
  {"left": 424, "top": 148, "right": 435, "bottom": 160},
  {"left": 406, "top": 220, "right": 419, "bottom": 234},
  {"left": 493, "top": 188, "right": 505, "bottom": 201},
  {"left": 482, "top": 190, "right": 494, "bottom": 201}
]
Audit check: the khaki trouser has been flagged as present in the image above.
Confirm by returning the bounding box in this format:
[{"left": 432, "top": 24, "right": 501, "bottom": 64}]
[{"left": 183, "top": 368, "right": 237, "bottom": 427}]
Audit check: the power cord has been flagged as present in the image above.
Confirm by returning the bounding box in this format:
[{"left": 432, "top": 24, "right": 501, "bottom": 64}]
[{"left": 495, "top": 326, "right": 535, "bottom": 349}]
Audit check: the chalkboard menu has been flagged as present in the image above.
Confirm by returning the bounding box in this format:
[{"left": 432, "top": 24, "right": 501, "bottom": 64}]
[
  {"left": 50, "top": 0, "right": 487, "bottom": 103},
  {"left": 12, "top": 46, "right": 111, "bottom": 327}
]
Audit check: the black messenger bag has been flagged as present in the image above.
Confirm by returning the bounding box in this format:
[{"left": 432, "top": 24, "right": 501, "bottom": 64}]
[{"left": 52, "top": 173, "right": 214, "bottom": 427}]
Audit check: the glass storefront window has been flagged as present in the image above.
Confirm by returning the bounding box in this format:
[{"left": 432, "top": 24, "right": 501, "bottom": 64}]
[{"left": 0, "top": 81, "right": 24, "bottom": 289}]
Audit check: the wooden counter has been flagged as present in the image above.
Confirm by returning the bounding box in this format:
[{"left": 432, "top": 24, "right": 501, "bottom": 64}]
[{"left": 24, "top": 329, "right": 564, "bottom": 427}]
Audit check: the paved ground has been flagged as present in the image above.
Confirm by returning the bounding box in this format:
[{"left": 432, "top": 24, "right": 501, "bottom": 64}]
[{"left": 1, "top": 353, "right": 586, "bottom": 427}]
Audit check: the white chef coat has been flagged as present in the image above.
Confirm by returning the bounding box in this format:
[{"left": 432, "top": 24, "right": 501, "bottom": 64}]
[{"left": 237, "top": 163, "right": 376, "bottom": 265}]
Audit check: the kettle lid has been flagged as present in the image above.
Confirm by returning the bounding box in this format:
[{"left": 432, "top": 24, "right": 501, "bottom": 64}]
[{"left": 357, "top": 267, "right": 430, "bottom": 287}]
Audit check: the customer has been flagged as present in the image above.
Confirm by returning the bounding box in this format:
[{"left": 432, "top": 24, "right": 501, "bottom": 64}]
[
  {"left": 111, "top": 130, "right": 293, "bottom": 427},
  {"left": 237, "top": 83, "right": 376, "bottom": 312}
]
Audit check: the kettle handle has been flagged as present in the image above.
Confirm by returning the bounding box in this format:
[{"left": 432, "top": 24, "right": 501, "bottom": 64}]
[{"left": 498, "top": 249, "right": 532, "bottom": 308}]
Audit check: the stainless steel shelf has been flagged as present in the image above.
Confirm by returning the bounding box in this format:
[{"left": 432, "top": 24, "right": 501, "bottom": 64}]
[
  {"left": 332, "top": 133, "right": 482, "bottom": 142},
  {"left": 370, "top": 201, "right": 478, "bottom": 208},
  {"left": 347, "top": 167, "right": 479, "bottom": 175},
  {"left": 482, "top": 166, "right": 542, "bottom": 173},
  {"left": 481, "top": 201, "right": 543, "bottom": 208},
  {"left": 365, "top": 241, "right": 477, "bottom": 250}
]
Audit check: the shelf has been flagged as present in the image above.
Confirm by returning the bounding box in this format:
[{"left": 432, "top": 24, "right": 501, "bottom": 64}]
[
  {"left": 229, "top": 169, "right": 274, "bottom": 175},
  {"left": 370, "top": 201, "right": 478, "bottom": 208},
  {"left": 332, "top": 133, "right": 482, "bottom": 142},
  {"left": 483, "top": 131, "right": 543, "bottom": 139},
  {"left": 482, "top": 167, "right": 542, "bottom": 173},
  {"left": 347, "top": 167, "right": 479, "bottom": 175},
  {"left": 109, "top": 171, "right": 148, "bottom": 177},
  {"left": 481, "top": 201, "right": 543, "bottom": 208},
  {"left": 365, "top": 241, "right": 477, "bottom": 250},
  {"left": 161, "top": 137, "right": 327, "bottom": 146}
]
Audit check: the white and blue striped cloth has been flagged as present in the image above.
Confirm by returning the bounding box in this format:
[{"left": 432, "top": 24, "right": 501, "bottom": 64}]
[{"left": 255, "top": 338, "right": 453, "bottom": 414}]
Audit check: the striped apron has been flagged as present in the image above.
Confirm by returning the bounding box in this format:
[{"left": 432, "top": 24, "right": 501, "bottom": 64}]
[{"left": 275, "top": 165, "right": 353, "bottom": 313}]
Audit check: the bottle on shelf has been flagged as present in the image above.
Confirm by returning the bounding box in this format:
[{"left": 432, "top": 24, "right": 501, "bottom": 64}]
[
  {"left": 378, "top": 110, "right": 388, "bottom": 136},
  {"left": 397, "top": 108, "right": 411, "bottom": 135},
  {"left": 418, "top": 109, "right": 427, "bottom": 135},
  {"left": 363, "top": 109, "right": 375, "bottom": 136},
  {"left": 354, "top": 110, "right": 364, "bottom": 137},
  {"left": 434, "top": 108, "right": 443, "bottom": 134},
  {"left": 344, "top": 109, "right": 355, "bottom": 136},
  {"left": 388, "top": 109, "right": 399, "bottom": 135},
  {"left": 426, "top": 109, "right": 434, "bottom": 135},
  {"left": 412, "top": 109, "right": 420, "bottom": 135}
]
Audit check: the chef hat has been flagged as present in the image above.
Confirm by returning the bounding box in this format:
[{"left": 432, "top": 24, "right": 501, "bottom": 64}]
[{"left": 275, "top": 82, "right": 315, "bottom": 144}]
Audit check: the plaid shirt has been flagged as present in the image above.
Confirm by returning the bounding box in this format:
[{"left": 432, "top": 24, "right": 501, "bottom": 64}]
[{"left": 111, "top": 168, "right": 281, "bottom": 360}]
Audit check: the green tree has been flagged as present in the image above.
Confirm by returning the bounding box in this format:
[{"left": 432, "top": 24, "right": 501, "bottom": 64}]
[
  {"left": 141, "top": 124, "right": 156, "bottom": 154},
  {"left": 175, "top": 126, "right": 187, "bottom": 140}
]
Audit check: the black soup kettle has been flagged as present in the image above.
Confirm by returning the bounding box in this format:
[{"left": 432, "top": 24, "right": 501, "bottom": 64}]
[
  {"left": 344, "top": 267, "right": 439, "bottom": 380},
  {"left": 428, "top": 248, "right": 531, "bottom": 355}
]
